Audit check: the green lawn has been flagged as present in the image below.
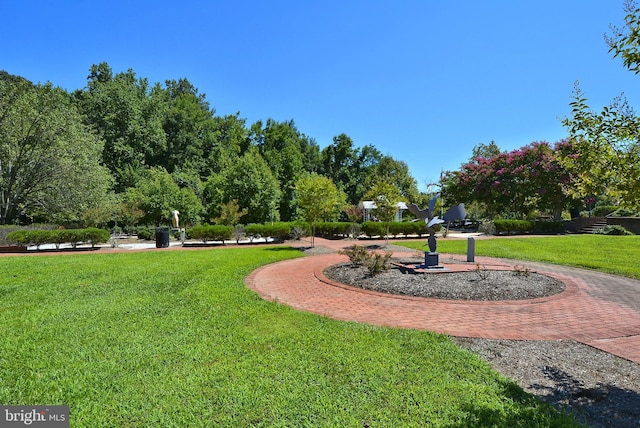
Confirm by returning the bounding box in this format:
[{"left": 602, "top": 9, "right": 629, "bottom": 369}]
[
  {"left": 0, "top": 247, "right": 578, "bottom": 427},
  {"left": 399, "top": 234, "right": 640, "bottom": 279}
]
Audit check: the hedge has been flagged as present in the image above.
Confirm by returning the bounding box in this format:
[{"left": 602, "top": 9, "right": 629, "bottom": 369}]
[
  {"left": 187, "top": 225, "right": 234, "bottom": 242},
  {"left": 6, "top": 228, "right": 110, "bottom": 248},
  {"left": 244, "top": 224, "right": 267, "bottom": 242},
  {"left": 494, "top": 219, "right": 565, "bottom": 235},
  {"left": 361, "top": 221, "right": 427, "bottom": 238},
  {"left": 314, "top": 222, "right": 352, "bottom": 238},
  {"left": 241, "top": 223, "right": 292, "bottom": 242}
]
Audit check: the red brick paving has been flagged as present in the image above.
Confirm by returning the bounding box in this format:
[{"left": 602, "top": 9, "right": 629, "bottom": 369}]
[{"left": 246, "top": 237, "right": 640, "bottom": 364}]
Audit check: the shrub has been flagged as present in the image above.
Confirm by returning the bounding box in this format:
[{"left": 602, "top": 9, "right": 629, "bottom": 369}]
[
  {"left": 512, "top": 265, "right": 531, "bottom": 277},
  {"left": 595, "top": 225, "right": 634, "bottom": 236},
  {"left": 609, "top": 208, "right": 638, "bottom": 217},
  {"left": 83, "top": 228, "right": 111, "bottom": 247},
  {"left": 30, "top": 230, "right": 51, "bottom": 249},
  {"left": 494, "top": 219, "right": 565, "bottom": 235},
  {"left": 338, "top": 244, "right": 393, "bottom": 276},
  {"left": 188, "top": 225, "right": 234, "bottom": 242},
  {"left": 5, "top": 228, "right": 110, "bottom": 248},
  {"left": 361, "top": 222, "right": 385, "bottom": 238},
  {"left": 593, "top": 205, "right": 618, "bottom": 217},
  {"left": 136, "top": 227, "right": 155, "bottom": 241},
  {"left": 478, "top": 220, "right": 496, "bottom": 236},
  {"left": 244, "top": 224, "right": 267, "bottom": 242},
  {"left": 387, "top": 222, "right": 405, "bottom": 238},
  {"left": 0, "top": 226, "right": 24, "bottom": 246},
  {"left": 410, "top": 221, "right": 428, "bottom": 237},
  {"left": 533, "top": 221, "right": 566, "bottom": 234},
  {"left": 339, "top": 245, "right": 370, "bottom": 267},
  {"left": 494, "top": 220, "right": 532, "bottom": 234},
  {"left": 51, "top": 229, "right": 72, "bottom": 249},
  {"left": 315, "top": 222, "right": 351, "bottom": 239},
  {"left": 346, "top": 223, "right": 362, "bottom": 239},
  {"left": 264, "top": 222, "right": 292, "bottom": 242},
  {"left": 289, "top": 224, "right": 308, "bottom": 240},
  {"left": 5, "top": 230, "right": 28, "bottom": 246},
  {"left": 474, "top": 263, "right": 490, "bottom": 281},
  {"left": 291, "top": 221, "right": 311, "bottom": 237},
  {"left": 367, "top": 251, "right": 393, "bottom": 276}
]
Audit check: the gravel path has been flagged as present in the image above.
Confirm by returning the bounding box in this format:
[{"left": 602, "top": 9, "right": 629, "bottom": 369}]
[{"left": 323, "top": 255, "right": 640, "bottom": 427}]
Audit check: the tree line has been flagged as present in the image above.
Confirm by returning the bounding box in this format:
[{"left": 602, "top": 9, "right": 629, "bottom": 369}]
[
  {"left": 0, "top": 63, "right": 420, "bottom": 227},
  {"left": 2, "top": 4, "right": 639, "bottom": 229}
]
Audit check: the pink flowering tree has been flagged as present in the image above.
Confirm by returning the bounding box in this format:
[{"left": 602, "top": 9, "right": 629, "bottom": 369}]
[{"left": 443, "top": 142, "right": 572, "bottom": 220}]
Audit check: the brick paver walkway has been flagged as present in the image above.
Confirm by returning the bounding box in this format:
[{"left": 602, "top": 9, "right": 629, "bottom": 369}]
[{"left": 246, "top": 237, "right": 640, "bottom": 364}]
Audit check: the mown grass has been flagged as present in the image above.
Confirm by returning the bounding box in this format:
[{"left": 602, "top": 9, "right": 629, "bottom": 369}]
[
  {"left": 0, "top": 247, "right": 578, "bottom": 426},
  {"left": 399, "top": 234, "right": 640, "bottom": 279}
]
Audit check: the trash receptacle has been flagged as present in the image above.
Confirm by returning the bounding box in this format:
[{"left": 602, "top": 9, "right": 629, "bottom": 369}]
[{"left": 155, "top": 227, "right": 170, "bottom": 248}]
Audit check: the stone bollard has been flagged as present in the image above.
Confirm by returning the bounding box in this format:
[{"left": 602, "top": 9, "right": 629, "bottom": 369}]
[{"left": 467, "top": 237, "right": 475, "bottom": 262}]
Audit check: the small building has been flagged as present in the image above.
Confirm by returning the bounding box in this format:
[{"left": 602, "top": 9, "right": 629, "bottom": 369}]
[{"left": 359, "top": 201, "right": 408, "bottom": 222}]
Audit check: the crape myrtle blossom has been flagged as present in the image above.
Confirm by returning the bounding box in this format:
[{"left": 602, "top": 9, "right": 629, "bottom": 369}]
[{"left": 442, "top": 141, "right": 574, "bottom": 220}]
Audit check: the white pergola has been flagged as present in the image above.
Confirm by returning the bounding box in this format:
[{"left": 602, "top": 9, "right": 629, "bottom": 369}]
[{"left": 358, "top": 201, "right": 408, "bottom": 222}]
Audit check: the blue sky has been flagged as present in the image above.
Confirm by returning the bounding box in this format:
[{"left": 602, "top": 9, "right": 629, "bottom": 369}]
[{"left": 2, "top": 1, "right": 639, "bottom": 191}]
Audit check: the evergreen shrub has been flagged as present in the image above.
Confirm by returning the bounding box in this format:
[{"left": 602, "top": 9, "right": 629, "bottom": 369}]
[
  {"left": 136, "top": 227, "right": 155, "bottom": 240},
  {"left": 265, "top": 222, "right": 291, "bottom": 242},
  {"left": 494, "top": 219, "right": 566, "bottom": 235},
  {"left": 361, "top": 222, "right": 385, "bottom": 238},
  {"left": 244, "top": 224, "right": 267, "bottom": 242},
  {"left": 315, "top": 222, "right": 351, "bottom": 238},
  {"left": 595, "top": 225, "right": 634, "bottom": 235},
  {"left": 188, "top": 225, "right": 234, "bottom": 242},
  {"left": 5, "top": 228, "right": 110, "bottom": 248},
  {"left": 593, "top": 205, "right": 618, "bottom": 217}
]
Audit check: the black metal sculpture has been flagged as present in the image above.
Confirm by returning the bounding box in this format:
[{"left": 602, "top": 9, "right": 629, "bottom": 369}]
[{"left": 407, "top": 197, "right": 466, "bottom": 267}]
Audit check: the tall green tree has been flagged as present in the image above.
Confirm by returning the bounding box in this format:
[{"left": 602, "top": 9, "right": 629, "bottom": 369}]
[
  {"left": 562, "top": 2, "right": 640, "bottom": 207},
  {"left": 364, "top": 181, "right": 403, "bottom": 242},
  {"left": 295, "top": 173, "right": 346, "bottom": 247},
  {"left": 321, "top": 134, "right": 360, "bottom": 204},
  {"left": 75, "top": 62, "right": 167, "bottom": 191},
  {"left": 208, "top": 113, "right": 248, "bottom": 175},
  {"left": 125, "top": 167, "right": 202, "bottom": 226},
  {"left": 254, "top": 119, "right": 305, "bottom": 221},
  {"left": 299, "top": 134, "right": 322, "bottom": 174},
  {"left": 206, "top": 148, "right": 281, "bottom": 224},
  {"left": 0, "top": 72, "right": 112, "bottom": 224},
  {"left": 469, "top": 141, "right": 502, "bottom": 162},
  {"left": 366, "top": 156, "right": 419, "bottom": 202},
  {"left": 158, "top": 78, "right": 216, "bottom": 177}
]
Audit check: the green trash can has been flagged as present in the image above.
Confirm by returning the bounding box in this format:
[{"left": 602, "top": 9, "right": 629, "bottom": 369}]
[{"left": 155, "top": 227, "right": 170, "bottom": 248}]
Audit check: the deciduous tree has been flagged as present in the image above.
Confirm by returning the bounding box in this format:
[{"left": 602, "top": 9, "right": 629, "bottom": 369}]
[
  {"left": 208, "top": 148, "right": 281, "bottom": 224},
  {"left": 295, "top": 173, "right": 346, "bottom": 247},
  {"left": 364, "top": 181, "right": 403, "bottom": 242},
  {"left": 75, "top": 63, "right": 166, "bottom": 191},
  {"left": 562, "top": 2, "right": 640, "bottom": 207},
  {"left": 0, "top": 72, "right": 112, "bottom": 224},
  {"left": 126, "top": 167, "right": 202, "bottom": 226},
  {"left": 443, "top": 142, "right": 571, "bottom": 220}
]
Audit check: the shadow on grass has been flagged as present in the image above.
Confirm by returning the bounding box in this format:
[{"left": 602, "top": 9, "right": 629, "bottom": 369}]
[{"left": 265, "top": 245, "right": 306, "bottom": 252}]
